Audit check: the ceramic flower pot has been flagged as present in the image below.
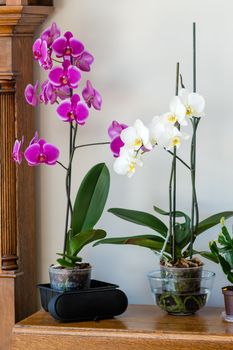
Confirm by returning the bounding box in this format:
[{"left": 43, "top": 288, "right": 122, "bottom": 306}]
[
  {"left": 222, "top": 286, "right": 233, "bottom": 322},
  {"left": 148, "top": 268, "right": 215, "bottom": 315},
  {"left": 49, "top": 264, "right": 92, "bottom": 292}
]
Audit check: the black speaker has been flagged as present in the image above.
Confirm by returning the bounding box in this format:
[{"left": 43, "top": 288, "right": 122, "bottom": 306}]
[{"left": 38, "top": 280, "right": 128, "bottom": 322}]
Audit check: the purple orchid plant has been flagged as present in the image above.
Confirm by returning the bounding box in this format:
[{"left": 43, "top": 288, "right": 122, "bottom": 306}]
[{"left": 12, "top": 23, "right": 110, "bottom": 268}]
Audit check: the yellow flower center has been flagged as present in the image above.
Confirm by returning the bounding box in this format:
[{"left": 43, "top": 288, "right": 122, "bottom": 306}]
[
  {"left": 186, "top": 105, "right": 193, "bottom": 117},
  {"left": 167, "top": 114, "right": 177, "bottom": 123},
  {"left": 133, "top": 138, "right": 142, "bottom": 148},
  {"left": 172, "top": 137, "right": 181, "bottom": 147},
  {"left": 128, "top": 162, "right": 136, "bottom": 174}
]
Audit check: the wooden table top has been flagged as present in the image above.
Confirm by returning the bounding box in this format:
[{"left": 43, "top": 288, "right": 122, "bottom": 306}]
[{"left": 12, "top": 305, "right": 233, "bottom": 350}]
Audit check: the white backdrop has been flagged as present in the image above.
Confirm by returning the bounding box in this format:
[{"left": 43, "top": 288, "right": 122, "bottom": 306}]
[{"left": 35, "top": 0, "right": 233, "bottom": 306}]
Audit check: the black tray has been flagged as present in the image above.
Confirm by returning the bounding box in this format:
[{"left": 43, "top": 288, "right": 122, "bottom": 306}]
[{"left": 38, "top": 279, "right": 128, "bottom": 322}]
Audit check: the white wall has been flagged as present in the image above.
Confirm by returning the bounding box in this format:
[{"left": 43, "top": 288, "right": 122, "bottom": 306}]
[{"left": 35, "top": 0, "right": 233, "bottom": 307}]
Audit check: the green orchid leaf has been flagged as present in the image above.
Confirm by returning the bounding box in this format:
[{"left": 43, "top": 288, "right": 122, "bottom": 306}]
[
  {"left": 94, "top": 234, "right": 169, "bottom": 253},
  {"left": 153, "top": 206, "right": 191, "bottom": 249},
  {"left": 222, "top": 250, "right": 233, "bottom": 269},
  {"left": 175, "top": 223, "right": 191, "bottom": 248},
  {"left": 196, "top": 250, "right": 219, "bottom": 263},
  {"left": 153, "top": 206, "right": 191, "bottom": 223},
  {"left": 69, "top": 229, "right": 107, "bottom": 256},
  {"left": 196, "top": 212, "right": 233, "bottom": 236},
  {"left": 56, "top": 253, "right": 82, "bottom": 263},
  {"left": 209, "top": 241, "right": 231, "bottom": 275},
  {"left": 108, "top": 208, "right": 168, "bottom": 237},
  {"left": 56, "top": 258, "right": 75, "bottom": 268},
  {"left": 71, "top": 163, "right": 110, "bottom": 235},
  {"left": 218, "top": 225, "right": 233, "bottom": 247},
  {"left": 227, "top": 272, "right": 233, "bottom": 284}
]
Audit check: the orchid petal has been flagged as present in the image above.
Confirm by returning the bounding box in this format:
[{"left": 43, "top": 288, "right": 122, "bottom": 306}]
[
  {"left": 120, "top": 126, "right": 138, "bottom": 147},
  {"left": 110, "top": 136, "right": 124, "bottom": 157},
  {"left": 49, "top": 67, "right": 63, "bottom": 86},
  {"left": 56, "top": 100, "right": 72, "bottom": 121},
  {"left": 67, "top": 66, "right": 81, "bottom": 87},
  {"left": 70, "top": 38, "right": 84, "bottom": 56},
  {"left": 71, "top": 94, "right": 80, "bottom": 108},
  {"left": 178, "top": 88, "right": 189, "bottom": 105},
  {"left": 75, "top": 102, "right": 89, "bottom": 124},
  {"left": 43, "top": 143, "right": 60, "bottom": 165},
  {"left": 24, "top": 83, "right": 39, "bottom": 106},
  {"left": 52, "top": 37, "right": 67, "bottom": 57},
  {"left": 24, "top": 143, "right": 41, "bottom": 166},
  {"left": 188, "top": 93, "right": 205, "bottom": 116},
  {"left": 92, "top": 89, "right": 102, "bottom": 110}
]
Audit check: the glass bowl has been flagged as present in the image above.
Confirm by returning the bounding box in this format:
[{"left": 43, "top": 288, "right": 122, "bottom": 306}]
[{"left": 148, "top": 269, "right": 215, "bottom": 315}]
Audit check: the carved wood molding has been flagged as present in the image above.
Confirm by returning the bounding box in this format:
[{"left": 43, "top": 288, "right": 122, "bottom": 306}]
[
  {"left": 0, "top": 79, "right": 18, "bottom": 270},
  {"left": 0, "top": 3, "right": 53, "bottom": 349}
]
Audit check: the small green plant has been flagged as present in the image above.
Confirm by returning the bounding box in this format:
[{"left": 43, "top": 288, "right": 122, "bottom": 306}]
[{"left": 209, "top": 218, "right": 233, "bottom": 284}]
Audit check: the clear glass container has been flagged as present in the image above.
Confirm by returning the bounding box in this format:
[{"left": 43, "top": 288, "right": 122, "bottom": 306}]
[
  {"left": 148, "top": 269, "right": 215, "bottom": 315},
  {"left": 49, "top": 265, "right": 92, "bottom": 292}
]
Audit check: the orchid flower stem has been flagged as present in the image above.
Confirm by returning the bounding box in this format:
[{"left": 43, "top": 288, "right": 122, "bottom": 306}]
[
  {"left": 169, "top": 62, "right": 180, "bottom": 262},
  {"left": 52, "top": 58, "right": 63, "bottom": 64},
  {"left": 166, "top": 149, "right": 190, "bottom": 170},
  {"left": 189, "top": 22, "right": 199, "bottom": 259},
  {"left": 190, "top": 118, "right": 200, "bottom": 258},
  {"left": 56, "top": 161, "right": 68, "bottom": 171},
  {"left": 75, "top": 141, "right": 110, "bottom": 149},
  {"left": 63, "top": 122, "right": 74, "bottom": 254}
]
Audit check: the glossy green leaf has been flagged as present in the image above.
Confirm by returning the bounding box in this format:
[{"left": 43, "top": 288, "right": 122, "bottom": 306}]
[
  {"left": 56, "top": 258, "right": 75, "bottom": 268},
  {"left": 196, "top": 212, "right": 233, "bottom": 236},
  {"left": 227, "top": 272, "right": 233, "bottom": 284},
  {"left": 153, "top": 206, "right": 191, "bottom": 223},
  {"left": 153, "top": 206, "right": 191, "bottom": 248},
  {"left": 196, "top": 250, "right": 219, "bottom": 263},
  {"left": 209, "top": 241, "right": 231, "bottom": 275},
  {"left": 71, "top": 163, "right": 110, "bottom": 235},
  {"left": 56, "top": 253, "right": 82, "bottom": 263},
  {"left": 218, "top": 225, "right": 233, "bottom": 247},
  {"left": 94, "top": 234, "right": 169, "bottom": 253},
  {"left": 69, "top": 229, "right": 107, "bottom": 256},
  {"left": 108, "top": 208, "right": 168, "bottom": 237}
]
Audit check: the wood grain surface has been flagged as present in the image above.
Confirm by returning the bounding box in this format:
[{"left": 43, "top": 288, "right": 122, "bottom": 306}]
[
  {"left": 12, "top": 305, "right": 233, "bottom": 350},
  {"left": 0, "top": 3, "right": 53, "bottom": 349}
]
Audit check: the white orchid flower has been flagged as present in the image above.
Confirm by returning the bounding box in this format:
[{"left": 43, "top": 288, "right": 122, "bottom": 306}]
[
  {"left": 149, "top": 115, "right": 166, "bottom": 146},
  {"left": 163, "top": 96, "right": 187, "bottom": 126},
  {"left": 113, "top": 148, "right": 143, "bottom": 177},
  {"left": 178, "top": 88, "right": 205, "bottom": 118},
  {"left": 120, "top": 119, "right": 152, "bottom": 151},
  {"left": 149, "top": 115, "right": 189, "bottom": 150}
]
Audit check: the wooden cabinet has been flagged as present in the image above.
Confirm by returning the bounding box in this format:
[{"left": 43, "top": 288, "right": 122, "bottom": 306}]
[
  {"left": 12, "top": 305, "right": 233, "bottom": 350},
  {"left": 0, "top": 2, "right": 53, "bottom": 349}
]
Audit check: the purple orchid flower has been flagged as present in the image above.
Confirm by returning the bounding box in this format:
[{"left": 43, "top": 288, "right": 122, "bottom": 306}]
[
  {"left": 12, "top": 137, "right": 24, "bottom": 164},
  {"left": 40, "top": 80, "right": 70, "bottom": 104},
  {"left": 82, "top": 80, "right": 102, "bottom": 110},
  {"left": 24, "top": 81, "right": 39, "bottom": 106},
  {"left": 29, "top": 131, "right": 39, "bottom": 145},
  {"left": 52, "top": 31, "right": 84, "bottom": 58},
  {"left": 73, "top": 51, "right": 94, "bottom": 72},
  {"left": 32, "top": 38, "right": 53, "bottom": 70},
  {"left": 24, "top": 136, "right": 59, "bottom": 166},
  {"left": 41, "top": 22, "right": 61, "bottom": 47},
  {"left": 33, "top": 38, "right": 48, "bottom": 65},
  {"left": 108, "top": 121, "right": 128, "bottom": 157},
  {"left": 49, "top": 60, "right": 81, "bottom": 88},
  {"left": 56, "top": 94, "right": 89, "bottom": 125}
]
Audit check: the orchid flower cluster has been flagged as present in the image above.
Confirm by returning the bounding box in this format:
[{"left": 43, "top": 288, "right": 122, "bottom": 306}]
[
  {"left": 12, "top": 22, "right": 102, "bottom": 167},
  {"left": 108, "top": 88, "right": 205, "bottom": 178},
  {"left": 12, "top": 23, "right": 110, "bottom": 268}
]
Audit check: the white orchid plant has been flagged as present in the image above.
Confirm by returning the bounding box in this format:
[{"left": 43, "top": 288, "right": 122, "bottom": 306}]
[{"left": 96, "top": 61, "right": 233, "bottom": 266}]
